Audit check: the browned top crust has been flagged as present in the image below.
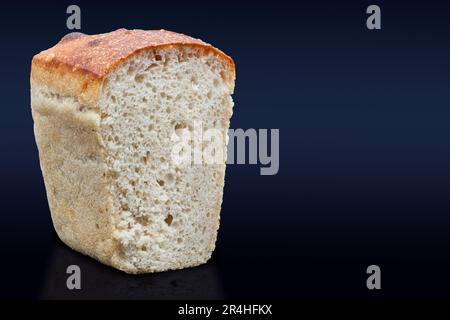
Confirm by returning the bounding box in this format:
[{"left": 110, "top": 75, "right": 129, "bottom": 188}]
[{"left": 31, "top": 28, "right": 234, "bottom": 107}]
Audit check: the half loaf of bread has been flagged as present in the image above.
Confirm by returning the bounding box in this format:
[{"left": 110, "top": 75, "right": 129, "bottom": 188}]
[{"left": 31, "top": 29, "right": 235, "bottom": 273}]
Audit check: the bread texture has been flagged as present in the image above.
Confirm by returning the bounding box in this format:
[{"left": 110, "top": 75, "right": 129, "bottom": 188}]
[{"left": 31, "top": 29, "right": 235, "bottom": 273}]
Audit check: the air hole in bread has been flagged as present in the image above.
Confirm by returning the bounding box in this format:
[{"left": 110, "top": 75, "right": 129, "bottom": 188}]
[
  {"left": 145, "top": 63, "right": 158, "bottom": 71},
  {"left": 174, "top": 122, "right": 187, "bottom": 130},
  {"left": 135, "top": 74, "right": 145, "bottom": 83},
  {"left": 164, "top": 214, "right": 173, "bottom": 226},
  {"left": 165, "top": 173, "right": 174, "bottom": 184},
  {"left": 127, "top": 66, "right": 135, "bottom": 75}
]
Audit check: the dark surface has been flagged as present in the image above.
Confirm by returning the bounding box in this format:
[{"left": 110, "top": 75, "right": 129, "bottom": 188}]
[{"left": 1, "top": 0, "right": 450, "bottom": 299}]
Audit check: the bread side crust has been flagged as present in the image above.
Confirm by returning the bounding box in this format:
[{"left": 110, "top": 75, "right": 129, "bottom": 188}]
[
  {"left": 31, "top": 29, "right": 235, "bottom": 109},
  {"left": 31, "top": 84, "right": 126, "bottom": 269}
]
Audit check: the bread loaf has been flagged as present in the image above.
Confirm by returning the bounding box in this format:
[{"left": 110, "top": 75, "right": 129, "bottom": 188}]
[{"left": 31, "top": 29, "right": 235, "bottom": 273}]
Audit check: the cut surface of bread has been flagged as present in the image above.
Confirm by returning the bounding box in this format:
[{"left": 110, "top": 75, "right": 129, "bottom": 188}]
[{"left": 31, "top": 29, "right": 235, "bottom": 273}]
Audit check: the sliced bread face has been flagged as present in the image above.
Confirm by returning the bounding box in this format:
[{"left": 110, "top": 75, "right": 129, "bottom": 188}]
[
  {"left": 31, "top": 29, "right": 235, "bottom": 273},
  {"left": 100, "top": 47, "right": 234, "bottom": 272}
]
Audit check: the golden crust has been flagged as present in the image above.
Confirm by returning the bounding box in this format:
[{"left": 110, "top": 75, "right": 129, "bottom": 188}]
[{"left": 31, "top": 28, "right": 234, "bottom": 108}]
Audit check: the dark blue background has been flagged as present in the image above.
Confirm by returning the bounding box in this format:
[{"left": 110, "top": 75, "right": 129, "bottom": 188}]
[{"left": 0, "top": 0, "right": 449, "bottom": 299}]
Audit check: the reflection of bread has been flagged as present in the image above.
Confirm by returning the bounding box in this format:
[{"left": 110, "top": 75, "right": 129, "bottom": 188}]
[
  {"left": 40, "top": 237, "right": 224, "bottom": 299},
  {"left": 31, "top": 29, "right": 235, "bottom": 273}
]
